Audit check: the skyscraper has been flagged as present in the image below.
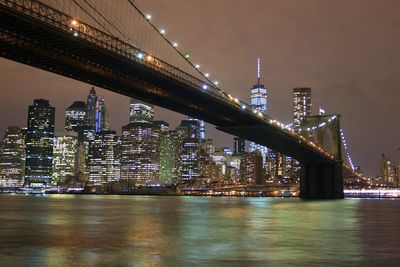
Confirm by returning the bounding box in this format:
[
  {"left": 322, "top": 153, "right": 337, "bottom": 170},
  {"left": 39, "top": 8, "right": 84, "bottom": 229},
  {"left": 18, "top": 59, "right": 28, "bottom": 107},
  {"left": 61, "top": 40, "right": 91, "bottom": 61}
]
[
  {"left": 25, "top": 99, "right": 55, "bottom": 187},
  {"left": 130, "top": 98, "right": 154, "bottom": 123},
  {"left": 249, "top": 59, "right": 268, "bottom": 160},
  {"left": 233, "top": 137, "right": 245, "bottom": 154},
  {"left": 293, "top": 87, "right": 312, "bottom": 127},
  {"left": 180, "top": 138, "right": 200, "bottom": 181},
  {"left": 240, "top": 151, "right": 263, "bottom": 185},
  {"left": 96, "top": 97, "right": 109, "bottom": 132},
  {"left": 179, "top": 119, "right": 201, "bottom": 139},
  {"left": 88, "top": 131, "right": 120, "bottom": 185},
  {"left": 0, "top": 127, "right": 25, "bottom": 187},
  {"left": 159, "top": 131, "right": 174, "bottom": 184},
  {"left": 250, "top": 58, "right": 268, "bottom": 115},
  {"left": 85, "top": 87, "right": 97, "bottom": 131},
  {"left": 65, "top": 101, "right": 86, "bottom": 141},
  {"left": 120, "top": 122, "right": 161, "bottom": 185},
  {"left": 53, "top": 132, "right": 78, "bottom": 183}
]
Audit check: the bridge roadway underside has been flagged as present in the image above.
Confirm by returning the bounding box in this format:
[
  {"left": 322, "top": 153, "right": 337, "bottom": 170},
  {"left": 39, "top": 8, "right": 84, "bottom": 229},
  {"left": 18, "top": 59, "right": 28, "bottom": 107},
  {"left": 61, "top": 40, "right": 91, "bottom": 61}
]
[{"left": 0, "top": 5, "right": 343, "bottom": 198}]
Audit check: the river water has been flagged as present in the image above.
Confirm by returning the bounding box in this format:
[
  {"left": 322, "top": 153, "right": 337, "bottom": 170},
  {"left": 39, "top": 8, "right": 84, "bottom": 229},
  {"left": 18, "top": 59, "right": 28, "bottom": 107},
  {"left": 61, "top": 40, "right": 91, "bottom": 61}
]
[{"left": 0, "top": 195, "right": 399, "bottom": 266}]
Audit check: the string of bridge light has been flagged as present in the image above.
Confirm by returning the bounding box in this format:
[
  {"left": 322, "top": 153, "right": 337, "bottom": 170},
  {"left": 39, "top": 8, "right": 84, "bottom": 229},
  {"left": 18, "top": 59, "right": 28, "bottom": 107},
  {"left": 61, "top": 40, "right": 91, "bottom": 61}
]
[
  {"left": 340, "top": 128, "right": 356, "bottom": 171},
  {"left": 130, "top": 4, "right": 220, "bottom": 89},
  {"left": 295, "top": 115, "right": 337, "bottom": 133}
]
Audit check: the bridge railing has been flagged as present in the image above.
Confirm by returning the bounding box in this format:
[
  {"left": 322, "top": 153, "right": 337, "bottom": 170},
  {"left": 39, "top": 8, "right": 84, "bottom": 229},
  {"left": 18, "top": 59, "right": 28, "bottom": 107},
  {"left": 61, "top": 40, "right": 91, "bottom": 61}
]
[{"left": 1, "top": 0, "right": 337, "bottom": 162}]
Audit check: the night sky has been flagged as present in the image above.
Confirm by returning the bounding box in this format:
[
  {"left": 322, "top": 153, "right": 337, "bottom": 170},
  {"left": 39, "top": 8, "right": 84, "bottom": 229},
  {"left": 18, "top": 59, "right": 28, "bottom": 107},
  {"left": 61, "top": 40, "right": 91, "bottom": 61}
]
[{"left": 1, "top": 0, "right": 399, "bottom": 177}]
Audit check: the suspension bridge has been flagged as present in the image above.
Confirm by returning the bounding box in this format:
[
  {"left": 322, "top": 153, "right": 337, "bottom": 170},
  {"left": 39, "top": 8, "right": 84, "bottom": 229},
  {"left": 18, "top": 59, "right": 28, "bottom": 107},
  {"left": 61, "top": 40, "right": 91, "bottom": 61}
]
[{"left": 0, "top": 0, "right": 361, "bottom": 198}]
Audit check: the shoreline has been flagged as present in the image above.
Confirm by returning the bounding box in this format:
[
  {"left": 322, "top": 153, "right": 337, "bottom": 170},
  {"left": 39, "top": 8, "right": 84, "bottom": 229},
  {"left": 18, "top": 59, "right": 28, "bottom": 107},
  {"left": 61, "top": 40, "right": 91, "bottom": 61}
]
[{"left": 1, "top": 191, "right": 400, "bottom": 199}]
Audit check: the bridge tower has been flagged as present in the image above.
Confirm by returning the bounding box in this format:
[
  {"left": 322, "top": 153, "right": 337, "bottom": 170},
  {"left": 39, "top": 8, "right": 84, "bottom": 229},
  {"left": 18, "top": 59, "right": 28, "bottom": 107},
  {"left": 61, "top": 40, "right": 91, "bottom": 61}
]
[{"left": 299, "top": 114, "right": 344, "bottom": 199}]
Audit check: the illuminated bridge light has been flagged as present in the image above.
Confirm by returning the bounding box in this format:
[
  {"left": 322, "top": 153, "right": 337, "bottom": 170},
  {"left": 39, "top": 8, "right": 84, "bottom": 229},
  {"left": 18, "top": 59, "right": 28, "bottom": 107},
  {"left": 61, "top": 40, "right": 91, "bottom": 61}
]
[
  {"left": 195, "top": 64, "right": 200, "bottom": 69},
  {"left": 146, "top": 55, "right": 153, "bottom": 61},
  {"left": 184, "top": 53, "right": 190, "bottom": 59},
  {"left": 205, "top": 73, "right": 209, "bottom": 77},
  {"left": 145, "top": 14, "right": 152, "bottom": 20},
  {"left": 214, "top": 81, "right": 219, "bottom": 85},
  {"left": 160, "top": 29, "right": 166, "bottom": 34},
  {"left": 242, "top": 105, "right": 246, "bottom": 109},
  {"left": 136, "top": 53, "right": 144, "bottom": 59},
  {"left": 70, "top": 19, "right": 78, "bottom": 26},
  {"left": 73, "top": 32, "right": 79, "bottom": 37},
  {"left": 172, "top": 42, "right": 178, "bottom": 47},
  {"left": 202, "top": 85, "right": 208, "bottom": 89}
]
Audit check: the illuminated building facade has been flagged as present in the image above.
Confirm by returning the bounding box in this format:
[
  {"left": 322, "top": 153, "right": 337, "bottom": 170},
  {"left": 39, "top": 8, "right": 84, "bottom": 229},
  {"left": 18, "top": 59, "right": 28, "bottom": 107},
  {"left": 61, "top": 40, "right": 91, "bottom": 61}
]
[
  {"left": 240, "top": 151, "right": 263, "bottom": 185},
  {"left": 96, "top": 98, "right": 110, "bottom": 132},
  {"left": 0, "top": 127, "right": 25, "bottom": 187},
  {"left": 293, "top": 87, "right": 312, "bottom": 127},
  {"left": 85, "top": 87, "right": 97, "bottom": 131},
  {"left": 65, "top": 101, "right": 86, "bottom": 141},
  {"left": 380, "top": 154, "right": 396, "bottom": 184},
  {"left": 180, "top": 137, "right": 200, "bottom": 181},
  {"left": 120, "top": 122, "right": 160, "bottom": 185},
  {"left": 53, "top": 132, "right": 78, "bottom": 183},
  {"left": 25, "top": 99, "right": 55, "bottom": 187},
  {"left": 88, "top": 131, "right": 120, "bottom": 185},
  {"left": 249, "top": 58, "right": 268, "bottom": 160},
  {"left": 233, "top": 137, "right": 245, "bottom": 154},
  {"left": 130, "top": 98, "right": 154, "bottom": 123}
]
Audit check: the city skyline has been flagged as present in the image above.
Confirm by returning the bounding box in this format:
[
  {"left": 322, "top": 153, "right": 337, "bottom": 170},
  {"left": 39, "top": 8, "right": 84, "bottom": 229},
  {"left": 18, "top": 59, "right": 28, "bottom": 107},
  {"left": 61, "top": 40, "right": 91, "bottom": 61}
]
[{"left": 1, "top": 0, "right": 400, "bottom": 177}]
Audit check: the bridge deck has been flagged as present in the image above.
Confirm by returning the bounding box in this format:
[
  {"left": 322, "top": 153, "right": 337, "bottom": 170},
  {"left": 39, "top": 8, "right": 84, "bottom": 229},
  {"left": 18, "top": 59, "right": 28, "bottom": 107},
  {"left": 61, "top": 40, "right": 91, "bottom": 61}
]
[{"left": 0, "top": 0, "right": 336, "bottom": 165}]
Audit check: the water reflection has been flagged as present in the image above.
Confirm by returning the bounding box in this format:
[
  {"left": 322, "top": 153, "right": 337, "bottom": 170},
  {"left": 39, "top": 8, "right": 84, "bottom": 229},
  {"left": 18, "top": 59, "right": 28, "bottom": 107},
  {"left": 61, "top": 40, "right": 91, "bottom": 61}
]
[{"left": 0, "top": 195, "right": 399, "bottom": 266}]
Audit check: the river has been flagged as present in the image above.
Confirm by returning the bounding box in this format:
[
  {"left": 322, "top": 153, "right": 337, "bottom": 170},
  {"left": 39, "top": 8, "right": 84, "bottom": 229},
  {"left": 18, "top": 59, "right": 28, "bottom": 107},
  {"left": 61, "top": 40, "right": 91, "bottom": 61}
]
[{"left": 0, "top": 194, "right": 399, "bottom": 266}]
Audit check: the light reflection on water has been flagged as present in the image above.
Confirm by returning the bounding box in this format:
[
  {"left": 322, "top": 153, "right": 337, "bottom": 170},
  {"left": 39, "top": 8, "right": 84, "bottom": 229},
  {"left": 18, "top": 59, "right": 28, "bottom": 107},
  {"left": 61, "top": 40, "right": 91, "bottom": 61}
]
[{"left": 0, "top": 195, "right": 399, "bottom": 266}]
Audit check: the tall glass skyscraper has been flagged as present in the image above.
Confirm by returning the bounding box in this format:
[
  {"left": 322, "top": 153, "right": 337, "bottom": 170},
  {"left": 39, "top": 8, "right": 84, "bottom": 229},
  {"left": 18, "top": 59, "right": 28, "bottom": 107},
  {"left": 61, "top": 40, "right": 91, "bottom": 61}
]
[
  {"left": 249, "top": 59, "right": 268, "bottom": 160},
  {"left": 293, "top": 87, "right": 312, "bottom": 127},
  {"left": 25, "top": 99, "right": 55, "bottom": 187},
  {"left": 85, "top": 87, "right": 97, "bottom": 131},
  {"left": 96, "top": 97, "right": 109, "bottom": 132}
]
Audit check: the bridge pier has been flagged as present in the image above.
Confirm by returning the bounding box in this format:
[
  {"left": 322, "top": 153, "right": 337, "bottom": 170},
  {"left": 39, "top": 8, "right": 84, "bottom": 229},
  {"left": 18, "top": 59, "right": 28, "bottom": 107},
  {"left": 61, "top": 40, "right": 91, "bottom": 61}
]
[{"left": 300, "top": 162, "right": 344, "bottom": 199}]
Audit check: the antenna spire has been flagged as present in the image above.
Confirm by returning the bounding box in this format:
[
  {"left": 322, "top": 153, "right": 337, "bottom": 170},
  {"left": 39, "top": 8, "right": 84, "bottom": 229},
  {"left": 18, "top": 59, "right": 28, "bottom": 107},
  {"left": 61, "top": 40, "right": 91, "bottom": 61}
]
[{"left": 257, "top": 58, "right": 261, "bottom": 87}]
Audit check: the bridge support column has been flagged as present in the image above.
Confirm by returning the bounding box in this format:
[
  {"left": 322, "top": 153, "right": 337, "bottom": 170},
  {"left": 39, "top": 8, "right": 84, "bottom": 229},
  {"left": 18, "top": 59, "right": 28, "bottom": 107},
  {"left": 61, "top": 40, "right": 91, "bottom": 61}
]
[{"left": 300, "top": 162, "right": 344, "bottom": 199}]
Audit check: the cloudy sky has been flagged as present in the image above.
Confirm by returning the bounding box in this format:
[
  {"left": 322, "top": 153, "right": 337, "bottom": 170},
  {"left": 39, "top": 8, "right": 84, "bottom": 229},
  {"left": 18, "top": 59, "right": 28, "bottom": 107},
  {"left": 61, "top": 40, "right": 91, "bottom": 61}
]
[{"left": 1, "top": 0, "right": 399, "bottom": 177}]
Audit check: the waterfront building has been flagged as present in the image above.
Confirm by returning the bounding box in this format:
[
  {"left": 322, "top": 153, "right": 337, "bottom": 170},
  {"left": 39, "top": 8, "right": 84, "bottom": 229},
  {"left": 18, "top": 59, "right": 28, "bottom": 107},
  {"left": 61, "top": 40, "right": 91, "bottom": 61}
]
[
  {"left": 379, "top": 154, "right": 396, "bottom": 184},
  {"left": 120, "top": 122, "right": 160, "bottom": 185},
  {"left": 65, "top": 101, "right": 86, "bottom": 141},
  {"left": 159, "top": 130, "right": 176, "bottom": 184},
  {"left": 211, "top": 147, "right": 233, "bottom": 181},
  {"left": 154, "top": 121, "right": 174, "bottom": 184},
  {"left": 293, "top": 87, "right": 312, "bottom": 128},
  {"left": 25, "top": 99, "right": 55, "bottom": 187},
  {"left": 53, "top": 132, "right": 78, "bottom": 184},
  {"left": 180, "top": 137, "right": 200, "bottom": 181},
  {"left": 0, "top": 127, "right": 25, "bottom": 187},
  {"left": 228, "top": 154, "right": 242, "bottom": 182},
  {"left": 88, "top": 131, "right": 120, "bottom": 185},
  {"left": 240, "top": 151, "right": 263, "bottom": 185}
]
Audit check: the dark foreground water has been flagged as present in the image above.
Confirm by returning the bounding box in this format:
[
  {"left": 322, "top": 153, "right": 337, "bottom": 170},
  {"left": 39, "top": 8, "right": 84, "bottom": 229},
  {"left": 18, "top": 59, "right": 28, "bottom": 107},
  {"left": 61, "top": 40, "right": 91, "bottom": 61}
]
[{"left": 0, "top": 195, "right": 400, "bottom": 266}]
